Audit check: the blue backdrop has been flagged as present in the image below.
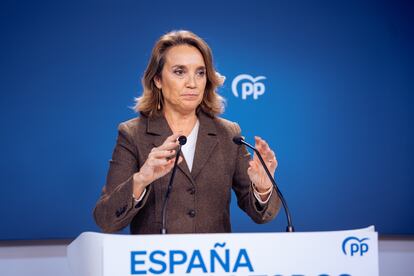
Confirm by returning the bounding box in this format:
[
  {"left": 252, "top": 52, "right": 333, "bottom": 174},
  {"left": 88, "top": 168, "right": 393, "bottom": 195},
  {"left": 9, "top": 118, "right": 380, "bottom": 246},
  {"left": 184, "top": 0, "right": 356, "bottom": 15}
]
[{"left": 0, "top": 0, "right": 413, "bottom": 240}]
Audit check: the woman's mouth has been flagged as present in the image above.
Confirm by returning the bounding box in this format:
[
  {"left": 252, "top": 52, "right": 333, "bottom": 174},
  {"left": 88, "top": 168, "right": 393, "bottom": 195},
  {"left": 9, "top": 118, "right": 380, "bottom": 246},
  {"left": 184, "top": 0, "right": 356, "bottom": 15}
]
[{"left": 181, "top": 93, "right": 199, "bottom": 98}]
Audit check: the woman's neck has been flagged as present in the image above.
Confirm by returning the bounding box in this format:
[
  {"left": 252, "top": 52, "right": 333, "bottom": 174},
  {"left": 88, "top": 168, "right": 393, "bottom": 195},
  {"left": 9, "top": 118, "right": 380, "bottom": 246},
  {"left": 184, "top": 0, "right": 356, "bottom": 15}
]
[{"left": 163, "top": 109, "right": 198, "bottom": 137}]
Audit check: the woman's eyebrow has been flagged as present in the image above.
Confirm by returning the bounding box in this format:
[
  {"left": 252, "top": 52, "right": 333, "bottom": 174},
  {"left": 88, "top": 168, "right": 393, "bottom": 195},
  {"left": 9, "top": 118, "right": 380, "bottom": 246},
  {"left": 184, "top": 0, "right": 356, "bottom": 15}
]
[{"left": 171, "top": 64, "right": 205, "bottom": 69}]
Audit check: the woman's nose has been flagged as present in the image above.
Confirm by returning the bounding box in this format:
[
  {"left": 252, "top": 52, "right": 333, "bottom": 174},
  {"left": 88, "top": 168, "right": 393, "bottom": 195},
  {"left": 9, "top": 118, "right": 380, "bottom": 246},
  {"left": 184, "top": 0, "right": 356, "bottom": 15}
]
[{"left": 186, "top": 73, "right": 197, "bottom": 88}]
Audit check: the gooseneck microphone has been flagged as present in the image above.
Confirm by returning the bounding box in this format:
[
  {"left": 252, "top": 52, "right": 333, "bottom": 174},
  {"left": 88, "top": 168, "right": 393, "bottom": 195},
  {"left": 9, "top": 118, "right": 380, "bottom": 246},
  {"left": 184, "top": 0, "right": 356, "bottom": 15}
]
[
  {"left": 161, "top": 135, "right": 187, "bottom": 234},
  {"left": 233, "top": 136, "right": 295, "bottom": 232}
]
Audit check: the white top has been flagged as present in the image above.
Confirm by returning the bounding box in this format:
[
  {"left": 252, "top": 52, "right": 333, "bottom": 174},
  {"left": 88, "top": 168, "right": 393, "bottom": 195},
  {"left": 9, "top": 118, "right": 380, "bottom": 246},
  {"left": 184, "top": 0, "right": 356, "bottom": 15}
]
[{"left": 181, "top": 119, "right": 200, "bottom": 172}]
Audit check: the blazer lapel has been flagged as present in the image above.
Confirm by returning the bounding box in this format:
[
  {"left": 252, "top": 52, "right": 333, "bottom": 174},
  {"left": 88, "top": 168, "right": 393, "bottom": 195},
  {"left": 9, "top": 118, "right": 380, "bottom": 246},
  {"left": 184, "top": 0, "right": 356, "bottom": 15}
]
[
  {"left": 191, "top": 112, "right": 218, "bottom": 180},
  {"left": 146, "top": 115, "right": 194, "bottom": 185},
  {"left": 146, "top": 115, "right": 172, "bottom": 147}
]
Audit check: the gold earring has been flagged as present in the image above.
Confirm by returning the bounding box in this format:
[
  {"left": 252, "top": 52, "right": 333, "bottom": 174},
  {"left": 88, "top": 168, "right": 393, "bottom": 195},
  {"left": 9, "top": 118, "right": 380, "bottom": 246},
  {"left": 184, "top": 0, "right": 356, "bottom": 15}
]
[{"left": 157, "top": 90, "right": 162, "bottom": 110}]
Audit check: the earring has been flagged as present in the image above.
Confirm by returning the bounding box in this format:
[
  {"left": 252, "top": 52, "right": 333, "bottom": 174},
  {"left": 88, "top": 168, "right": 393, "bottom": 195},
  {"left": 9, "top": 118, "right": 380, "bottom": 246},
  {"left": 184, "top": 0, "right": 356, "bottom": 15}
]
[{"left": 157, "top": 90, "right": 162, "bottom": 110}]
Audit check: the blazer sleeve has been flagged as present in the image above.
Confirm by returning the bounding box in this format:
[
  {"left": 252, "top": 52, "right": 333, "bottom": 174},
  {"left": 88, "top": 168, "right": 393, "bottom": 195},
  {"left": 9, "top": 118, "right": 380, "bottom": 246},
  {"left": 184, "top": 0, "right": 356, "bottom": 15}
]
[
  {"left": 231, "top": 123, "right": 282, "bottom": 224},
  {"left": 93, "top": 122, "right": 151, "bottom": 233}
]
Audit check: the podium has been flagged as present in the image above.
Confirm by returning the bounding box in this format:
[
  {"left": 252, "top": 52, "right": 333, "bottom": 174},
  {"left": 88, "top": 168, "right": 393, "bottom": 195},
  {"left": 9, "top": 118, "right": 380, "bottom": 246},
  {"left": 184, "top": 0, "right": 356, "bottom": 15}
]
[{"left": 67, "top": 226, "right": 378, "bottom": 276}]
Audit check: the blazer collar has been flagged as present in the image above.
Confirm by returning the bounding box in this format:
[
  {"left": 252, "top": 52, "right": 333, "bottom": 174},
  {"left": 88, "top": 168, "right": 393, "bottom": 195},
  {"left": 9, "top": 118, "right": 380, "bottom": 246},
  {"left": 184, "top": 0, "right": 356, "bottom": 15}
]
[
  {"left": 146, "top": 114, "right": 172, "bottom": 138},
  {"left": 145, "top": 111, "right": 217, "bottom": 142}
]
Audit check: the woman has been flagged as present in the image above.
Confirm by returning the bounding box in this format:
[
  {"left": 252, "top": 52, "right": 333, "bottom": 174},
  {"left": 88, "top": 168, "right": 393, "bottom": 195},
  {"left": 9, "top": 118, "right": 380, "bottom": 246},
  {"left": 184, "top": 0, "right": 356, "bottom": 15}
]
[{"left": 93, "top": 30, "right": 281, "bottom": 234}]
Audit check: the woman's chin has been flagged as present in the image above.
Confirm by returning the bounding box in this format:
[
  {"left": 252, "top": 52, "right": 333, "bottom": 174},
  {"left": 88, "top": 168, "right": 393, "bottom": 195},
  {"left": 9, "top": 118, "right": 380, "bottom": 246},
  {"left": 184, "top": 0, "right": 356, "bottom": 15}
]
[
  {"left": 164, "top": 100, "right": 202, "bottom": 115},
  {"left": 180, "top": 101, "right": 202, "bottom": 112}
]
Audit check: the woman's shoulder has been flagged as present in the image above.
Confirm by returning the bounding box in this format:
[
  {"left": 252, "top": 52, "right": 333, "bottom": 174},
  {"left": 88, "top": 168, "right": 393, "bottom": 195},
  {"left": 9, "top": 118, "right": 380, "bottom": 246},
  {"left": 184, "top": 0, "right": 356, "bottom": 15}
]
[
  {"left": 211, "top": 116, "right": 242, "bottom": 136},
  {"left": 117, "top": 116, "right": 147, "bottom": 136}
]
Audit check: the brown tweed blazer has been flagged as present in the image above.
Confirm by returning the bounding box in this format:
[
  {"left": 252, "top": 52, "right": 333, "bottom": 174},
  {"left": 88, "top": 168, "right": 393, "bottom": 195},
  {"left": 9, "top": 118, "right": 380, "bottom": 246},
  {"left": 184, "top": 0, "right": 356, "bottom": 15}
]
[{"left": 93, "top": 111, "right": 281, "bottom": 234}]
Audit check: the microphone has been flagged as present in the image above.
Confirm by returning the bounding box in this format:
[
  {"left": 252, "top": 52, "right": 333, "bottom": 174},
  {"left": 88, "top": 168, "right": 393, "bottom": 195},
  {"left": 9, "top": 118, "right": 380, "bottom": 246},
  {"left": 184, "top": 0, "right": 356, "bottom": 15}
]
[
  {"left": 161, "top": 135, "right": 187, "bottom": 234},
  {"left": 178, "top": 135, "right": 187, "bottom": 146},
  {"left": 233, "top": 136, "right": 295, "bottom": 232}
]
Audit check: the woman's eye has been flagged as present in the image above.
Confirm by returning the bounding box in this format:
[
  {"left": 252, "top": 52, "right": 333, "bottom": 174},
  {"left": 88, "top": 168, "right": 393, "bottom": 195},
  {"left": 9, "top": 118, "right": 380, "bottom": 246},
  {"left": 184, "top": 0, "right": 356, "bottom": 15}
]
[
  {"left": 174, "top": 69, "right": 184, "bottom": 75},
  {"left": 197, "top": 70, "right": 206, "bottom": 77}
]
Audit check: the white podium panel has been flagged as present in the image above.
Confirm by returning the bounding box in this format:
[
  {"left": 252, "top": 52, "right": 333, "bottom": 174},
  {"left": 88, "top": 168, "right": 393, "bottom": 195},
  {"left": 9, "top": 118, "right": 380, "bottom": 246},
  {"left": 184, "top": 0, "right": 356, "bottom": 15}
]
[{"left": 67, "top": 226, "right": 378, "bottom": 276}]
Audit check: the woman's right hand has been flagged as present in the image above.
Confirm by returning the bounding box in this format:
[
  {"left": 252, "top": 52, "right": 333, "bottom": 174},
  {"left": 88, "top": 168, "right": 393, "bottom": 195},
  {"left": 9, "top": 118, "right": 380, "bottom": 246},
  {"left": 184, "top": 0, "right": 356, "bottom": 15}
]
[{"left": 133, "top": 134, "right": 183, "bottom": 196}]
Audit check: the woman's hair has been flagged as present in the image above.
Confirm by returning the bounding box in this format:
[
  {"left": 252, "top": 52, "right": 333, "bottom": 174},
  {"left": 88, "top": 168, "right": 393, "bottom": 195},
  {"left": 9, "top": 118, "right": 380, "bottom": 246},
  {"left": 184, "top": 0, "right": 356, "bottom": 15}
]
[{"left": 134, "top": 30, "right": 225, "bottom": 117}]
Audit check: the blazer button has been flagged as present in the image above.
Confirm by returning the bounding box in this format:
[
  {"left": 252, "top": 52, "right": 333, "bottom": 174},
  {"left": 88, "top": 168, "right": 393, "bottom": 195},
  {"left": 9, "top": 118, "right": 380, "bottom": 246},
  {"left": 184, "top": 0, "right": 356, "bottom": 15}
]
[
  {"left": 188, "top": 210, "right": 196, "bottom": 218},
  {"left": 187, "top": 187, "right": 196, "bottom": 195}
]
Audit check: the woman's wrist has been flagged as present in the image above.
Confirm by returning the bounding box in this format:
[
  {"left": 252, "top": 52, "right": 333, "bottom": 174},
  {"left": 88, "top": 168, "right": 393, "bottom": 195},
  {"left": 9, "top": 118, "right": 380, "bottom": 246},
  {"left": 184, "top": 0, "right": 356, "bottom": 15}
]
[
  {"left": 252, "top": 183, "right": 272, "bottom": 195},
  {"left": 133, "top": 172, "right": 148, "bottom": 198}
]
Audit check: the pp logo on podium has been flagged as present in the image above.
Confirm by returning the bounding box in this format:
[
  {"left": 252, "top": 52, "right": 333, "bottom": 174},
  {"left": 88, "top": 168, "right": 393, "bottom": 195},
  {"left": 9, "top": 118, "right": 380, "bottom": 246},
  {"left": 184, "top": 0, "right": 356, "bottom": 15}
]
[
  {"left": 342, "top": 236, "right": 369, "bottom": 256},
  {"left": 231, "top": 74, "right": 266, "bottom": 100}
]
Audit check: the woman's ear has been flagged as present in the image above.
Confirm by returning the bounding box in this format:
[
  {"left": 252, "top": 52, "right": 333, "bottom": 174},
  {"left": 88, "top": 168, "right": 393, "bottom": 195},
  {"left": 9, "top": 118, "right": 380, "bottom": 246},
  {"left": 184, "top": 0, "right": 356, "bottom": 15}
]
[{"left": 154, "top": 76, "right": 162, "bottom": 89}]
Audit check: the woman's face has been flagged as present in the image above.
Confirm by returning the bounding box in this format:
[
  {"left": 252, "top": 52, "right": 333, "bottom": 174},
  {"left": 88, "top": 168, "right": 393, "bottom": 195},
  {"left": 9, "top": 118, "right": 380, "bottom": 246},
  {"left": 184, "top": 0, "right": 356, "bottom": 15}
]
[{"left": 155, "top": 44, "right": 207, "bottom": 115}]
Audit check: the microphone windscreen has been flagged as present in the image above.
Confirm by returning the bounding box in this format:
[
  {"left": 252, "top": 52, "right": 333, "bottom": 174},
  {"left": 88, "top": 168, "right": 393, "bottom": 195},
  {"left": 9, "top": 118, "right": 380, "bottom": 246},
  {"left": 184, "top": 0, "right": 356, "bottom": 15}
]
[
  {"left": 232, "top": 136, "right": 244, "bottom": 145},
  {"left": 178, "top": 135, "right": 187, "bottom": 145}
]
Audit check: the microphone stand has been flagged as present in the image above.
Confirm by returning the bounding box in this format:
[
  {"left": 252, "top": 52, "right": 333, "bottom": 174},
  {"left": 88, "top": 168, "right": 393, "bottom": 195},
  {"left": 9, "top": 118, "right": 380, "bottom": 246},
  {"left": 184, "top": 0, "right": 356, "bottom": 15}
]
[
  {"left": 161, "top": 136, "right": 187, "bottom": 234},
  {"left": 234, "top": 137, "right": 295, "bottom": 232}
]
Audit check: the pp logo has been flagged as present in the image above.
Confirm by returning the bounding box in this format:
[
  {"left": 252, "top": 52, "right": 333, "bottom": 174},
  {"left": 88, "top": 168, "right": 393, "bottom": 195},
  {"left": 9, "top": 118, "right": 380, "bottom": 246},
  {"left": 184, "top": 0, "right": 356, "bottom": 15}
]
[
  {"left": 342, "top": 236, "right": 369, "bottom": 256},
  {"left": 231, "top": 74, "right": 266, "bottom": 100}
]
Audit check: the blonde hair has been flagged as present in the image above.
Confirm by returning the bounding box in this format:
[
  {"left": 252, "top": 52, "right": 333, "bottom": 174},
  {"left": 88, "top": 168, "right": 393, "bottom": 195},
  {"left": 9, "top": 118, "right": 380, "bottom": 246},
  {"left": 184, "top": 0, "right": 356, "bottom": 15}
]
[{"left": 134, "top": 30, "right": 225, "bottom": 117}]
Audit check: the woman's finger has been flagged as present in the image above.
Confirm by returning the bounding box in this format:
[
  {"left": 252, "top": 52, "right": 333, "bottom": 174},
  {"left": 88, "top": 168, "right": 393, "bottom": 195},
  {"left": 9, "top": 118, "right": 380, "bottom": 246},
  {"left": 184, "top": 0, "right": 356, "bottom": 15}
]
[
  {"left": 177, "top": 156, "right": 183, "bottom": 164},
  {"left": 255, "top": 136, "right": 268, "bottom": 153},
  {"left": 264, "top": 149, "right": 276, "bottom": 162},
  {"left": 252, "top": 136, "right": 278, "bottom": 174},
  {"left": 148, "top": 149, "right": 176, "bottom": 160},
  {"left": 166, "top": 133, "right": 182, "bottom": 144},
  {"left": 255, "top": 136, "right": 275, "bottom": 159},
  {"left": 148, "top": 157, "right": 172, "bottom": 167},
  {"left": 248, "top": 159, "right": 259, "bottom": 172},
  {"left": 166, "top": 133, "right": 182, "bottom": 142},
  {"left": 157, "top": 141, "right": 179, "bottom": 151},
  {"left": 149, "top": 134, "right": 180, "bottom": 152}
]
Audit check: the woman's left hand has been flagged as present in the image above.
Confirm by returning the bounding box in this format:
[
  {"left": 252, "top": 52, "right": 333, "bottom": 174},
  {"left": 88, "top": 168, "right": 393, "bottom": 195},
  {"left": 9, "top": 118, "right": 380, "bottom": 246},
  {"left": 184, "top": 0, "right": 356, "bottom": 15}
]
[{"left": 247, "top": 136, "right": 278, "bottom": 194}]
